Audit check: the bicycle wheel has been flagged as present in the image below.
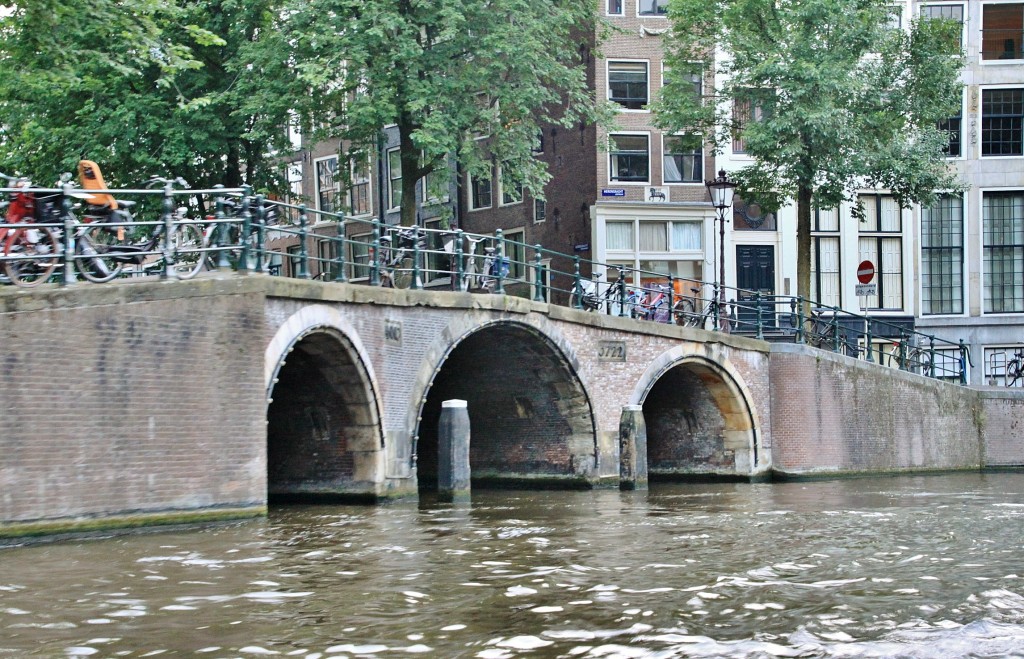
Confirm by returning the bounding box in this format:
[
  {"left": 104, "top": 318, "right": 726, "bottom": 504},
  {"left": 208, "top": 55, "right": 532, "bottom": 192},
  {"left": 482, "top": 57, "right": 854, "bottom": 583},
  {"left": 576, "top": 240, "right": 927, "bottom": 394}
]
[
  {"left": 169, "top": 223, "right": 205, "bottom": 279},
  {"left": 3, "top": 227, "right": 60, "bottom": 287},
  {"left": 1008, "top": 360, "right": 1022, "bottom": 387},
  {"left": 672, "top": 298, "right": 695, "bottom": 325},
  {"left": 74, "top": 225, "right": 123, "bottom": 283}
]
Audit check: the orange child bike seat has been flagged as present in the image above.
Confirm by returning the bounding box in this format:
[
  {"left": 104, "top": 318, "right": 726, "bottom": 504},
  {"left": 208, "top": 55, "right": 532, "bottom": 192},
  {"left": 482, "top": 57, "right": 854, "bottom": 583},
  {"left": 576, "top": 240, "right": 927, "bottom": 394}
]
[{"left": 77, "top": 160, "right": 118, "bottom": 210}]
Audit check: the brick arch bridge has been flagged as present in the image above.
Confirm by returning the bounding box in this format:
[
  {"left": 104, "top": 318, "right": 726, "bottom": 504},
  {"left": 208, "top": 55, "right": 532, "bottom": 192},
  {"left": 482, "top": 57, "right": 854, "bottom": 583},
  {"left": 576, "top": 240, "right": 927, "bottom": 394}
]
[
  {"left": 261, "top": 284, "right": 772, "bottom": 500},
  {"left": 1, "top": 275, "right": 1018, "bottom": 538}
]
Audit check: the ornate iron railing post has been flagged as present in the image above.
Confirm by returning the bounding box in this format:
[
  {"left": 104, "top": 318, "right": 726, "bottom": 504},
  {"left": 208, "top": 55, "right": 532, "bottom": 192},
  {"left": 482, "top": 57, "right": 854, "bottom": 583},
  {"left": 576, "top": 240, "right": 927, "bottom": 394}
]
[
  {"left": 412, "top": 227, "right": 422, "bottom": 290},
  {"left": 455, "top": 229, "right": 464, "bottom": 291},
  {"left": 831, "top": 310, "right": 841, "bottom": 353},
  {"left": 61, "top": 185, "right": 76, "bottom": 285},
  {"left": 161, "top": 178, "right": 177, "bottom": 280},
  {"left": 214, "top": 185, "right": 231, "bottom": 270},
  {"left": 237, "top": 185, "right": 252, "bottom": 274},
  {"left": 334, "top": 220, "right": 348, "bottom": 283},
  {"left": 370, "top": 224, "right": 381, "bottom": 286},
  {"left": 495, "top": 228, "right": 505, "bottom": 295},
  {"left": 866, "top": 319, "right": 873, "bottom": 362},
  {"left": 254, "top": 196, "right": 266, "bottom": 273},
  {"left": 533, "top": 245, "right": 544, "bottom": 302},
  {"left": 796, "top": 296, "right": 805, "bottom": 344},
  {"left": 297, "top": 204, "right": 310, "bottom": 279},
  {"left": 898, "top": 330, "right": 908, "bottom": 370},
  {"left": 712, "top": 282, "right": 720, "bottom": 331},
  {"left": 755, "top": 291, "right": 764, "bottom": 340},
  {"left": 573, "top": 256, "right": 582, "bottom": 309},
  {"left": 668, "top": 276, "right": 676, "bottom": 324},
  {"left": 929, "top": 335, "right": 937, "bottom": 379}
]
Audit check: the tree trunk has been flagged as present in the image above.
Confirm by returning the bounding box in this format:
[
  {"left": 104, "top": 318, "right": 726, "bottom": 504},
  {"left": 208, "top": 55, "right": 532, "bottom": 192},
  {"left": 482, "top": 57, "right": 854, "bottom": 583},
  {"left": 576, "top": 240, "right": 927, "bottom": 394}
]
[{"left": 796, "top": 184, "right": 813, "bottom": 314}]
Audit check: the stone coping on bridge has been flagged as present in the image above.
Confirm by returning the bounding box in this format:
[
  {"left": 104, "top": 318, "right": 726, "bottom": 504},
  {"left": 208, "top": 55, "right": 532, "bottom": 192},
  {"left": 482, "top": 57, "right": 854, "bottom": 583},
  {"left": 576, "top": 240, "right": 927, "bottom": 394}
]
[{"left": 0, "top": 273, "right": 772, "bottom": 353}]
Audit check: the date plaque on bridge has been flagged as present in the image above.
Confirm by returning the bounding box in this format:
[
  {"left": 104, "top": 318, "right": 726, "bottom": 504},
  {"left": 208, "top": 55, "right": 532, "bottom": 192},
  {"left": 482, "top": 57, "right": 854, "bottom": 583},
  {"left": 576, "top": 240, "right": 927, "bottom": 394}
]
[
  {"left": 598, "top": 340, "right": 626, "bottom": 362},
  {"left": 384, "top": 319, "right": 402, "bottom": 345}
]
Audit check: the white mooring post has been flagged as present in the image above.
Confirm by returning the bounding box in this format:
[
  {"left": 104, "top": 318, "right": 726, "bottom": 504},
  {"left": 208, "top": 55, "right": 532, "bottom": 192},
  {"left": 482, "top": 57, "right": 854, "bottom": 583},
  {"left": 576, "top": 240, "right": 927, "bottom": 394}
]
[
  {"left": 619, "top": 405, "right": 648, "bottom": 491},
  {"left": 438, "top": 399, "right": 471, "bottom": 502}
]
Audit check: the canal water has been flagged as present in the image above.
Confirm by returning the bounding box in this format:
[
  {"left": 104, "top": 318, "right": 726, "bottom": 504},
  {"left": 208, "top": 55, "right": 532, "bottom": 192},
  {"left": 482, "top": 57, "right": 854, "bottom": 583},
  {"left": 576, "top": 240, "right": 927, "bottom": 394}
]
[{"left": 3, "top": 473, "right": 1024, "bottom": 658}]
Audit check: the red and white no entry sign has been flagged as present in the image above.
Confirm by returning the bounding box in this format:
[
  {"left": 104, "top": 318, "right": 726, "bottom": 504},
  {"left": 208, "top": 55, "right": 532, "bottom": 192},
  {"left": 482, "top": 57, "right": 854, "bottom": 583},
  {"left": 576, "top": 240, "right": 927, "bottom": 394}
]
[{"left": 857, "top": 260, "right": 875, "bottom": 284}]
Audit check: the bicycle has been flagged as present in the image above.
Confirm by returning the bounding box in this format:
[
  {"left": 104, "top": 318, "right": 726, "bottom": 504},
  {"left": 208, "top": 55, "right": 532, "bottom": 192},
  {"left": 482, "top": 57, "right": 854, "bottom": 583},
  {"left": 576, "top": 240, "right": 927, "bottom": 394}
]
[
  {"left": 673, "top": 287, "right": 733, "bottom": 333},
  {"left": 71, "top": 172, "right": 205, "bottom": 282},
  {"left": 887, "top": 337, "right": 933, "bottom": 375},
  {"left": 804, "top": 307, "right": 853, "bottom": 354},
  {"left": 378, "top": 226, "right": 423, "bottom": 289},
  {"left": 202, "top": 193, "right": 279, "bottom": 273},
  {"left": 1, "top": 174, "right": 62, "bottom": 287},
  {"left": 1005, "top": 349, "right": 1023, "bottom": 387},
  {"left": 571, "top": 272, "right": 623, "bottom": 312}
]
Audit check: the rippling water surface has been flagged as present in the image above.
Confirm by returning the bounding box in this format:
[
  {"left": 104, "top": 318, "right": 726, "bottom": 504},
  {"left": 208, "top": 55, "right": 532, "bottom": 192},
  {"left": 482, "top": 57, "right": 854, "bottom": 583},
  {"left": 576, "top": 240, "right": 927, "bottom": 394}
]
[{"left": 3, "top": 473, "right": 1024, "bottom": 657}]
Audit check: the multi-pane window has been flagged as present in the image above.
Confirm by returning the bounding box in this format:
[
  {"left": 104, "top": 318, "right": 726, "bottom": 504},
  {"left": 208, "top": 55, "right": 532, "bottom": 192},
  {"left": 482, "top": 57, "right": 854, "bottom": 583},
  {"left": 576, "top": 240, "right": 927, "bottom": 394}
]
[
  {"left": 349, "top": 232, "right": 372, "bottom": 279},
  {"left": 285, "top": 161, "right": 303, "bottom": 223},
  {"left": 663, "top": 134, "right": 702, "bottom": 183},
  {"left": 732, "top": 98, "right": 767, "bottom": 154},
  {"left": 984, "top": 346, "right": 1024, "bottom": 386},
  {"left": 921, "top": 194, "right": 964, "bottom": 315},
  {"left": 811, "top": 207, "right": 841, "bottom": 307},
  {"left": 349, "top": 156, "right": 371, "bottom": 216},
  {"left": 606, "top": 221, "right": 634, "bottom": 250},
  {"left": 504, "top": 229, "right": 526, "bottom": 279},
  {"left": 423, "top": 156, "right": 449, "bottom": 203},
  {"left": 981, "top": 3, "right": 1023, "bottom": 60},
  {"left": 500, "top": 169, "right": 522, "bottom": 205},
  {"left": 939, "top": 110, "right": 962, "bottom": 157},
  {"left": 921, "top": 4, "right": 964, "bottom": 49},
  {"left": 608, "top": 61, "right": 649, "bottom": 110},
  {"left": 858, "top": 195, "right": 904, "bottom": 310},
  {"left": 470, "top": 172, "right": 492, "bottom": 210},
  {"left": 983, "top": 191, "right": 1024, "bottom": 313},
  {"left": 534, "top": 198, "right": 546, "bottom": 223},
  {"left": 318, "top": 239, "right": 337, "bottom": 280},
  {"left": 638, "top": 0, "right": 667, "bottom": 15},
  {"left": 387, "top": 148, "right": 402, "bottom": 210},
  {"left": 315, "top": 157, "right": 339, "bottom": 213},
  {"left": 981, "top": 88, "right": 1023, "bottom": 156},
  {"left": 607, "top": 0, "right": 623, "bottom": 15},
  {"left": 609, "top": 134, "right": 650, "bottom": 182}
]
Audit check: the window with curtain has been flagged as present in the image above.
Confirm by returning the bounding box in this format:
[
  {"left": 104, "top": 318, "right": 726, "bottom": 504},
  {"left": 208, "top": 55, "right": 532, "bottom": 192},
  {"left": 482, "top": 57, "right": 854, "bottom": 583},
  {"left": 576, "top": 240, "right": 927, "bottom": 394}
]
[
  {"left": 315, "top": 157, "right": 339, "bottom": 213},
  {"left": 811, "top": 207, "right": 841, "bottom": 306},
  {"left": 608, "top": 61, "right": 649, "bottom": 110},
  {"left": 639, "top": 222, "right": 668, "bottom": 251},
  {"left": 921, "top": 194, "right": 964, "bottom": 315},
  {"left": 609, "top": 134, "right": 650, "bottom": 182},
  {"left": 387, "top": 149, "right": 402, "bottom": 210},
  {"left": 606, "top": 221, "right": 634, "bottom": 250},
  {"left": 983, "top": 191, "right": 1024, "bottom": 312},
  {"left": 671, "top": 222, "right": 701, "bottom": 250},
  {"left": 663, "top": 135, "right": 702, "bottom": 183}
]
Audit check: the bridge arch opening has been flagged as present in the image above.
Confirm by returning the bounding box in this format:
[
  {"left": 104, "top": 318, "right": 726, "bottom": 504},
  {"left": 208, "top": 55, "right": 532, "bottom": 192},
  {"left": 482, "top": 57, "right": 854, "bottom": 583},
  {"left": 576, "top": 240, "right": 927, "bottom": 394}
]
[
  {"left": 266, "top": 327, "right": 382, "bottom": 503},
  {"left": 641, "top": 358, "right": 758, "bottom": 480},
  {"left": 416, "top": 321, "right": 596, "bottom": 491}
]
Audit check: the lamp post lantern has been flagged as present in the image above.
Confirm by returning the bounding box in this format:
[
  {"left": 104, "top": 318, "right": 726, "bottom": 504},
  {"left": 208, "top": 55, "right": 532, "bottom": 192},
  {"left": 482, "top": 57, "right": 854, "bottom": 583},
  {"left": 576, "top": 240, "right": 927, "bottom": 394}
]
[{"left": 705, "top": 169, "right": 736, "bottom": 313}]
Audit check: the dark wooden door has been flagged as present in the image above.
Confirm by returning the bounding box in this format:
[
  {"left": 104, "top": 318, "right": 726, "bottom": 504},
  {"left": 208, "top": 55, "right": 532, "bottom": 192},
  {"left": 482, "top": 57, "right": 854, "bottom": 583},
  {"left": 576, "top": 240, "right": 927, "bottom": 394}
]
[{"left": 735, "top": 245, "right": 776, "bottom": 329}]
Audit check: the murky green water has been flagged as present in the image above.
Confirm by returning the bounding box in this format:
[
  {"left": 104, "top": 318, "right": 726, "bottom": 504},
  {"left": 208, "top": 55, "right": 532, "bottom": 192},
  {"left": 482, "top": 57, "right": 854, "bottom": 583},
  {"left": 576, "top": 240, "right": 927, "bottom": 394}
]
[{"left": 3, "top": 473, "right": 1024, "bottom": 658}]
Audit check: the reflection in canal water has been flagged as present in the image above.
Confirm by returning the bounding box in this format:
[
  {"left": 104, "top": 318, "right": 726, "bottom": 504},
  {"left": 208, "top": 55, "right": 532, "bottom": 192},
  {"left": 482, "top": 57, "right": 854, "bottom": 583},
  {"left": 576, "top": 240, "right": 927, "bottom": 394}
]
[{"left": 2, "top": 473, "right": 1024, "bottom": 657}]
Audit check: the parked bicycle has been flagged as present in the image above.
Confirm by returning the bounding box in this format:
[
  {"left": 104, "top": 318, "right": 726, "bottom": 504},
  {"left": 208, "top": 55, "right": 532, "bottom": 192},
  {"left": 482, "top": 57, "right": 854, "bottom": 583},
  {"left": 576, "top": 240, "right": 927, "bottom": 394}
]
[
  {"left": 572, "top": 271, "right": 624, "bottom": 313},
  {"left": 887, "top": 336, "right": 933, "bottom": 375},
  {"left": 69, "top": 166, "right": 205, "bottom": 281},
  {"left": 378, "top": 226, "right": 423, "bottom": 289},
  {"left": 1005, "top": 349, "right": 1023, "bottom": 387},
  {"left": 804, "top": 307, "right": 852, "bottom": 354},
  {"left": 1, "top": 173, "right": 62, "bottom": 287},
  {"left": 674, "top": 287, "right": 733, "bottom": 333}
]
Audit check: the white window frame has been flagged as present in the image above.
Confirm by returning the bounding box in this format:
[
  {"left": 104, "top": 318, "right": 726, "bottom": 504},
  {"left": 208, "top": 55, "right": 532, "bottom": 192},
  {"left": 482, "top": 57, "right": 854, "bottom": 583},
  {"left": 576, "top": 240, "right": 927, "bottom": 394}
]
[
  {"left": 606, "top": 0, "right": 624, "bottom": 16},
  {"left": 533, "top": 198, "right": 546, "bottom": 224},
  {"left": 637, "top": 0, "right": 667, "bottom": 17},
  {"left": 468, "top": 168, "right": 493, "bottom": 211},
  {"left": 979, "top": 84, "right": 1024, "bottom": 158},
  {"left": 313, "top": 156, "right": 340, "bottom": 214},
  {"left": 979, "top": 187, "right": 1024, "bottom": 314},
  {"left": 980, "top": 1, "right": 1024, "bottom": 64},
  {"left": 919, "top": 2, "right": 966, "bottom": 53},
  {"left": 607, "top": 59, "right": 650, "bottom": 112},
  {"left": 503, "top": 228, "right": 527, "bottom": 280},
  {"left": 498, "top": 166, "right": 523, "bottom": 206},
  {"left": 386, "top": 148, "right": 402, "bottom": 211},
  {"left": 349, "top": 154, "right": 372, "bottom": 217},
  {"left": 421, "top": 154, "right": 450, "bottom": 204},
  {"left": 608, "top": 132, "right": 651, "bottom": 185},
  {"left": 662, "top": 133, "right": 704, "bottom": 185}
]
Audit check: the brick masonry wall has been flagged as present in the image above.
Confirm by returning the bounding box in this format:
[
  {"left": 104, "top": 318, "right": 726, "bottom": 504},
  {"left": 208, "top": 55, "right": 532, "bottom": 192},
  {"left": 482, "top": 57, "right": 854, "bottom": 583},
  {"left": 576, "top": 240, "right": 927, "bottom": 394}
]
[
  {"left": 768, "top": 344, "right": 987, "bottom": 475},
  {"left": 0, "top": 279, "right": 267, "bottom": 529}
]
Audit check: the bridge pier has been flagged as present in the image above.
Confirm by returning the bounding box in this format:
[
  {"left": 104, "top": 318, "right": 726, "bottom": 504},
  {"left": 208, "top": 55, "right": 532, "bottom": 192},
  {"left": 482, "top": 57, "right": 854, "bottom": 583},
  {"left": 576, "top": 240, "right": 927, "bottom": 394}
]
[
  {"left": 619, "top": 405, "right": 648, "bottom": 491},
  {"left": 437, "top": 400, "right": 472, "bottom": 502}
]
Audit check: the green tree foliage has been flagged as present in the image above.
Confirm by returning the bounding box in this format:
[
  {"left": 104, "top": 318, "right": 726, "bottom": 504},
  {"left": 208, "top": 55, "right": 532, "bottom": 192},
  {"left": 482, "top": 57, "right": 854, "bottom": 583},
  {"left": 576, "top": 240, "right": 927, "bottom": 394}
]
[
  {"left": 0, "top": 0, "right": 292, "bottom": 193},
  {"left": 258, "top": 0, "right": 606, "bottom": 225},
  {"left": 656, "top": 0, "right": 963, "bottom": 304}
]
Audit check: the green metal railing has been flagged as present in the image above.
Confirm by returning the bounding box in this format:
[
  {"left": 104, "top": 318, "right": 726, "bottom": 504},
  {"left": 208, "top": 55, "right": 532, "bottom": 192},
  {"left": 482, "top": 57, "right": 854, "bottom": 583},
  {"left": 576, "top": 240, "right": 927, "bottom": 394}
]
[{"left": 0, "top": 182, "right": 971, "bottom": 383}]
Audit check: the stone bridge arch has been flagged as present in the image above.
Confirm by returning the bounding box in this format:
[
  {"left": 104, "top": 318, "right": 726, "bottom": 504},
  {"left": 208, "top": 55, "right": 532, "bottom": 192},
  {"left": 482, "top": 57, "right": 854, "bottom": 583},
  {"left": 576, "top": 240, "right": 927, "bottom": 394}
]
[
  {"left": 264, "top": 305, "right": 386, "bottom": 501},
  {"left": 409, "top": 314, "right": 598, "bottom": 490},
  {"left": 633, "top": 346, "right": 766, "bottom": 480}
]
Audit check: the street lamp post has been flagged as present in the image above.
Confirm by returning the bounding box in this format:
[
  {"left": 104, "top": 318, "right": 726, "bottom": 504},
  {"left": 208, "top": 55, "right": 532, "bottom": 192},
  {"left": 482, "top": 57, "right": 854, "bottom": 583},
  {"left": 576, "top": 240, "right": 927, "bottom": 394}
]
[{"left": 705, "top": 169, "right": 737, "bottom": 317}]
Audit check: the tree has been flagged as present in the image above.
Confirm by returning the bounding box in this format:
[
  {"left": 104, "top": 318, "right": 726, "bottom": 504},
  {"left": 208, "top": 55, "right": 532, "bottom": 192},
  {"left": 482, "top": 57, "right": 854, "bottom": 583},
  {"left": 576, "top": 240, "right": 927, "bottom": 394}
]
[
  {"left": 263, "top": 0, "right": 606, "bottom": 226},
  {"left": 0, "top": 0, "right": 293, "bottom": 194},
  {"left": 656, "top": 0, "right": 964, "bottom": 306}
]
